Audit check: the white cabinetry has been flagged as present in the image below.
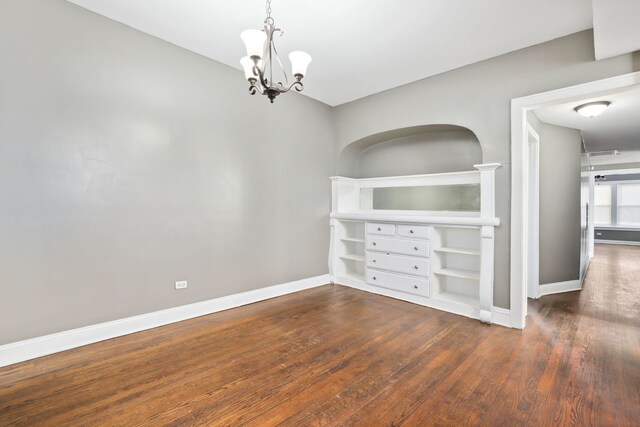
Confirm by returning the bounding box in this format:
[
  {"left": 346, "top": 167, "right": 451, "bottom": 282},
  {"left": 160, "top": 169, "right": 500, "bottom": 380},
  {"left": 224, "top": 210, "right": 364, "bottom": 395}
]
[
  {"left": 366, "top": 222, "right": 430, "bottom": 297},
  {"left": 329, "top": 164, "right": 501, "bottom": 325}
]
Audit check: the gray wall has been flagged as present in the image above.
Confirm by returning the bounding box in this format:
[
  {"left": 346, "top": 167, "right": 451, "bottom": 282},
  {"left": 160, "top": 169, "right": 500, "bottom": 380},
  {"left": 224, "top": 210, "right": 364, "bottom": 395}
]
[
  {"left": 333, "top": 31, "right": 639, "bottom": 308},
  {"left": 354, "top": 129, "right": 481, "bottom": 178},
  {"left": 528, "top": 112, "right": 584, "bottom": 284},
  {"left": 537, "top": 124, "right": 582, "bottom": 284},
  {"left": 0, "top": 0, "right": 333, "bottom": 344}
]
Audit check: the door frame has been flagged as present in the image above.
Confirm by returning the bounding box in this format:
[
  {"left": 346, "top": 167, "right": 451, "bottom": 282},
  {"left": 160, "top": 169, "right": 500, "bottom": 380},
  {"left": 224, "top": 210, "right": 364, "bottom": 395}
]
[
  {"left": 510, "top": 71, "right": 640, "bottom": 329},
  {"left": 525, "top": 124, "right": 540, "bottom": 300}
]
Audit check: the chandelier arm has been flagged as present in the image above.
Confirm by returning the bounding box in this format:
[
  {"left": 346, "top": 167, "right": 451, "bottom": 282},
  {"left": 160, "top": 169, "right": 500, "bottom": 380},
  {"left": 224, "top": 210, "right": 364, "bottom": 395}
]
[
  {"left": 270, "top": 34, "right": 289, "bottom": 87},
  {"left": 279, "top": 80, "right": 304, "bottom": 94},
  {"left": 249, "top": 83, "right": 264, "bottom": 96},
  {"left": 252, "top": 64, "right": 271, "bottom": 92}
]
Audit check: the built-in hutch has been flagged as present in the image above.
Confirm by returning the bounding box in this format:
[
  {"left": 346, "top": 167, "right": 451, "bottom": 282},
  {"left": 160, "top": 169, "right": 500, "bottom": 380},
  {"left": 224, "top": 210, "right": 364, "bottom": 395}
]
[{"left": 329, "top": 164, "right": 500, "bottom": 324}]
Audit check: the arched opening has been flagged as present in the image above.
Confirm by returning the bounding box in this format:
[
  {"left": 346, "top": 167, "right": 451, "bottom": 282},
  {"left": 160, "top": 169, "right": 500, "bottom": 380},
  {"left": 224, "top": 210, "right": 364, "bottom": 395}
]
[{"left": 337, "top": 124, "right": 482, "bottom": 178}]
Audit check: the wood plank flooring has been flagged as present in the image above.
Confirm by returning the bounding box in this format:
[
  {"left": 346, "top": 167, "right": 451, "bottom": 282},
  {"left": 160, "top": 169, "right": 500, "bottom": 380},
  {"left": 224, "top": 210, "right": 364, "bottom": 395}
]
[{"left": 1, "top": 243, "right": 639, "bottom": 426}]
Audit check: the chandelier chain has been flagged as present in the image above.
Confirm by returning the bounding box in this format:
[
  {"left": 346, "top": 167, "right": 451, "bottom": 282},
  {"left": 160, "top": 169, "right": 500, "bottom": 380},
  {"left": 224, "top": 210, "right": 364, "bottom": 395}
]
[{"left": 265, "top": 0, "right": 274, "bottom": 25}]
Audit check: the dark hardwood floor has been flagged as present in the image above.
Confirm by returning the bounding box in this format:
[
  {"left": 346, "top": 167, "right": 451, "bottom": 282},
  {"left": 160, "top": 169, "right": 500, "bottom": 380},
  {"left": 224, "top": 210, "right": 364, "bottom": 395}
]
[{"left": 1, "top": 244, "right": 639, "bottom": 426}]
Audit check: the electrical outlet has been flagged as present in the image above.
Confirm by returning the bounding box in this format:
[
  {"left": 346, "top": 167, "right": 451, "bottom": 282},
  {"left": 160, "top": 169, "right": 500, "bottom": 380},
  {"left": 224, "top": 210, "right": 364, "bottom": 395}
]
[{"left": 175, "top": 281, "right": 188, "bottom": 290}]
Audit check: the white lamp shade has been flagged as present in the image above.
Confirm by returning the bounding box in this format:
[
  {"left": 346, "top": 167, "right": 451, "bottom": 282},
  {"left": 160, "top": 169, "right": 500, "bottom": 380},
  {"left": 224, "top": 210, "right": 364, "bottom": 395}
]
[
  {"left": 574, "top": 101, "right": 610, "bottom": 118},
  {"left": 240, "top": 56, "right": 260, "bottom": 81},
  {"left": 289, "top": 51, "right": 312, "bottom": 77},
  {"left": 240, "top": 29, "right": 266, "bottom": 58}
]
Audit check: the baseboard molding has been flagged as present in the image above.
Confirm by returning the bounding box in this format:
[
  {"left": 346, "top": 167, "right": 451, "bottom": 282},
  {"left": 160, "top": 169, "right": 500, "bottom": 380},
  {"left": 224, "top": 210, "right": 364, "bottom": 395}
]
[
  {"left": 334, "top": 277, "right": 514, "bottom": 328},
  {"left": 0, "top": 274, "right": 330, "bottom": 368},
  {"left": 579, "top": 256, "right": 591, "bottom": 287},
  {"left": 595, "top": 239, "right": 640, "bottom": 246},
  {"left": 539, "top": 279, "right": 581, "bottom": 297},
  {"left": 491, "top": 307, "right": 512, "bottom": 328}
]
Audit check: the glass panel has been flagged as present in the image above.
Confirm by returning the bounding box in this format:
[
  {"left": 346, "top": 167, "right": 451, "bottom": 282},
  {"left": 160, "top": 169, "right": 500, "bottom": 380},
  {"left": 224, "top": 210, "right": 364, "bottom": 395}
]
[
  {"left": 618, "top": 183, "right": 640, "bottom": 206},
  {"left": 594, "top": 206, "right": 612, "bottom": 226},
  {"left": 594, "top": 184, "right": 612, "bottom": 205},
  {"left": 362, "top": 184, "right": 480, "bottom": 211},
  {"left": 618, "top": 207, "right": 640, "bottom": 226}
]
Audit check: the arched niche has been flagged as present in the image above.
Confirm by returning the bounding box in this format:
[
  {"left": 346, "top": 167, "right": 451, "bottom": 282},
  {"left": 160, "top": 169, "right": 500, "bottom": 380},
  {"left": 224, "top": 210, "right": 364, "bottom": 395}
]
[{"left": 337, "top": 125, "right": 482, "bottom": 178}]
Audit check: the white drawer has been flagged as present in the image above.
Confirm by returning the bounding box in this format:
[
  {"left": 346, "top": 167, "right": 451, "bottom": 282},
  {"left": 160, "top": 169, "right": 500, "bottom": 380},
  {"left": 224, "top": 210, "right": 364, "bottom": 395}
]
[
  {"left": 366, "top": 236, "right": 429, "bottom": 257},
  {"left": 367, "top": 252, "right": 429, "bottom": 277},
  {"left": 397, "top": 224, "right": 429, "bottom": 240},
  {"left": 366, "top": 269, "right": 429, "bottom": 297},
  {"left": 366, "top": 222, "right": 396, "bottom": 236}
]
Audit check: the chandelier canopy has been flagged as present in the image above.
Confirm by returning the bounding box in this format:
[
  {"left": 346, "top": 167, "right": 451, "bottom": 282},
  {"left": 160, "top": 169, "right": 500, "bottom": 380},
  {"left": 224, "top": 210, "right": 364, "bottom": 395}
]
[{"left": 240, "top": 0, "right": 311, "bottom": 103}]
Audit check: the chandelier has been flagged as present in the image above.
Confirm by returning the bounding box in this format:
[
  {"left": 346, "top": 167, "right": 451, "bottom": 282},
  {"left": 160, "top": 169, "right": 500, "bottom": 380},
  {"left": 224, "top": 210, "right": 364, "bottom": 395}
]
[{"left": 240, "top": 0, "right": 311, "bottom": 103}]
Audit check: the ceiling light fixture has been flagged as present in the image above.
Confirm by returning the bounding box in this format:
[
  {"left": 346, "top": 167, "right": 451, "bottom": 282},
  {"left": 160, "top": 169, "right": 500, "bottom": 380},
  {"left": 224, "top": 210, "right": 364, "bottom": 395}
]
[
  {"left": 574, "top": 101, "right": 611, "bottom": 118},
  {"left": 239, "top": 0, "right": 311, "bottom": 103}
]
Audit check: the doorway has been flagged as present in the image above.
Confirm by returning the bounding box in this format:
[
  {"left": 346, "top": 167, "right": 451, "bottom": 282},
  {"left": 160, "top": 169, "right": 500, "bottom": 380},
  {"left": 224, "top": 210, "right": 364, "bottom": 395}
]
[{"left": 510, "top": 71, "right": 640, "bottom": 329}]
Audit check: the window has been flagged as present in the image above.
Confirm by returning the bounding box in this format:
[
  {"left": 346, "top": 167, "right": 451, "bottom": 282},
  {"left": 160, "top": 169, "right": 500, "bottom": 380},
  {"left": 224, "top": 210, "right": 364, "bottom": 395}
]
[
  {"left": 618, "top": 183, "right": 640, "bottom": 226},
  {"left": 593, "top": 181, "right": 640, "bottom": 228},
  {"left": 594, "top": 184, "right": 612, "bottom": 226}
]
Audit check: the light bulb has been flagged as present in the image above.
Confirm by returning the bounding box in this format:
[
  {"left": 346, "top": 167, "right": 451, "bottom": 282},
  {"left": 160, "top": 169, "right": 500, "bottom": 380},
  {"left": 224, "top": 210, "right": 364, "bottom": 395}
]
[
  {"left": 240, "top": 29, "right": 266, "bottom": 59},
  {"left": 289, "top": 51, "right": 312, "bottom": 78},
  {"left": 574, "top": 101, "right": 611, "bottom": 118},
  {"left": 240, "top": 56, "right": 261, "bottom": 81}
]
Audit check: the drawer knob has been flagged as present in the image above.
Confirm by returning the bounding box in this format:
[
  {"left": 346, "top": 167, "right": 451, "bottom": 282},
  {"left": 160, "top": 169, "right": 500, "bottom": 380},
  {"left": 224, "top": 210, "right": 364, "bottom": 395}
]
[
  {"left": 414, "top": 285, "right": 419, "bottom": 289},
  {"left": 410, "top": 229, "right": 414, "bottom": 234},
  {"left": 372, "top": 242, "right": 377, "bottom": 246},
  {"left": 377, "top": 227, "right": 382, "bottom": 231},
  {"left": 414, "top": 265, "right": 419, "bottom": 269},
  {"left": 372, "top": 259, "right": 376, "bottom": 263},
  {"left": 414, "top": 246, "right": 419, "bottom": 251},
  {"left": 373, "top": 276, "right": 377, "bottom": 280}
]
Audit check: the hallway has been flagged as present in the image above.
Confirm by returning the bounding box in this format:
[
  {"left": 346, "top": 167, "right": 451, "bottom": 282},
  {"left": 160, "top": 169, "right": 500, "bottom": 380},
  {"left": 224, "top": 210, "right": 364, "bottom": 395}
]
[{"left": 525, "top": 243, "right": 640, "bottom": 425}]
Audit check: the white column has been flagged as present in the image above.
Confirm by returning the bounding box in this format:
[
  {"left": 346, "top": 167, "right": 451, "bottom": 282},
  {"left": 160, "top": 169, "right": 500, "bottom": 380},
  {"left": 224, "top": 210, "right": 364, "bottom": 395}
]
[{"left": 474, "top": 163, "right": 500, "bottom": 323}]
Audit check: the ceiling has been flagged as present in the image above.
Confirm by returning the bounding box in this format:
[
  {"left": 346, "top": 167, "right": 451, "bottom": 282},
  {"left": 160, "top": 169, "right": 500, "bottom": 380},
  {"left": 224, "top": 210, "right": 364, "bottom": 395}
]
[
  {"left": 535, "top": 86, "right": 640, "bottom": 153},
  {"left": 66, "top": 0, "right": 593, "bottom": 106},
  {"left": 593, "top": 0, "right": 640, "bottom": 60}
]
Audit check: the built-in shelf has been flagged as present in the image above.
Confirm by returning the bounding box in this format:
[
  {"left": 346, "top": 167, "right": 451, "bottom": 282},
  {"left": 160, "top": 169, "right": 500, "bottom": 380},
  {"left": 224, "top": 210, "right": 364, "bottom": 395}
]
[
  {"left": 341, "top": 237, "right": 365, "bottom": 243},
  {"left": 434, "top": 247, "right": 480, "bottom": 256},
  {"left": 433, "top": 291, "right": 479, "bottom": 306},
  {"left": 434, "top": 268, "right": 480, "bottom": 281},
  {"left": 342, "top": 272, "right": 365, "bottom": 282},
  {"left": 340, "top": 253, "right": 365, "bottom": 262}
]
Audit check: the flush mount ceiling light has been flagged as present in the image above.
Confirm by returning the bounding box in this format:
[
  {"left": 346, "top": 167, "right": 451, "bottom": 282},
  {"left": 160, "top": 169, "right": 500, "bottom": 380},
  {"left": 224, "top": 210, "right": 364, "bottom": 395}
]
[
  {"left": 239, "top": 0, "right": 311, "bottom": 103},
  {"left": 573, "top": 101, "right": 611, "bottom": 118}
]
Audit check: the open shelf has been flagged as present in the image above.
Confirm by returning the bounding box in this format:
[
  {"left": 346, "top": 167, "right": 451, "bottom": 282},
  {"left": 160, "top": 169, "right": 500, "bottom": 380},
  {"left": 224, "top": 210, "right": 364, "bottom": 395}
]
[
  {"left": 334, "top": 220, "right": 366, "bottom": 284},
  {"left": 341, "top": 272, "right": 365, "bottom": 282},
  {"left": 340, "top": 253, "right": 365, "bottom": 262},
  {"left": 434, "top": 247, "right": 480, "bottom": 256},
  {"left": 433, "top": 291, "right": 479, "bottom": 306},
  {"left": 434, "top": 268, "right": 480, "bottom": 281},
  {"left": 341, "top": 237, "right": 365, "bottom": 243}
]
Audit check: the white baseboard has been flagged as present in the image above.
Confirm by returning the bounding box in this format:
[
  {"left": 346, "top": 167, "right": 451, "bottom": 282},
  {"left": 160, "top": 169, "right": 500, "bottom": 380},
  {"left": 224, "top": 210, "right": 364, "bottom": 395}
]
[
  {"left": 539, "top": 279, "right": 581, "bottom": 296},
  {"left": 334, "top": 276, "right": 514, "bottom": 328},
  {"left": 491, "top": 307, "right": 512, "bottom": 328},
  {"left": 0, "top": 274, "right": 330, "bottom": 368},
  {"left": 595, "top": 239, "right": 640, "bottom": 246}
]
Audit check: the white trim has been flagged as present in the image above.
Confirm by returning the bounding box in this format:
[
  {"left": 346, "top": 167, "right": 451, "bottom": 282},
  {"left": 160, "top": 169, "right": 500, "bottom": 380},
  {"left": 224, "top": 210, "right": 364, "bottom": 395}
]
[
  {"left": 491, "top": 307, "right": 512, "bottom": 328},
  {"left": 539, "top": 280, "right": 581, "bottom": 296},
  {"left": 331, "top": 212, "right": 500, "bottom": 227},
  {"left": 510, "top": 71, "right": 640, "bottom": 329},
  {"left": 526, "top": 124, "right": 540, "bottom": 300},
  {"left": 595, "top": 226, "right": 640, "bottom": 231},
  {"left": 0, "top": 275, "right": 330, "bottom": 368},
  {"left": 336, "top": 277, "right": 514, "bottom": 328},
  {"left": 595, "top": 239, "right": 640, "bottom": 246}
]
